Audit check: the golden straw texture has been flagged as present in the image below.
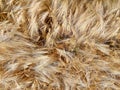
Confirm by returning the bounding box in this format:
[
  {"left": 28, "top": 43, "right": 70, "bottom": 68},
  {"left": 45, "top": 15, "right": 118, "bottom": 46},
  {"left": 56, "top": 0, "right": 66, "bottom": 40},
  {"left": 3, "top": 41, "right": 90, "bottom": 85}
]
[{"left": 0, "top": 0, "right": 120, "bottom": 90}]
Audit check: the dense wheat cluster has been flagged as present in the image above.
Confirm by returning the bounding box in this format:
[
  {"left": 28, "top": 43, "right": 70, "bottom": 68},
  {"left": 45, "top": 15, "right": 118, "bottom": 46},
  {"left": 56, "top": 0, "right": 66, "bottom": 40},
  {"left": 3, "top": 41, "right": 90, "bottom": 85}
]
[{"left": 0, "top": 0, "right": 120, "bottom": 90}]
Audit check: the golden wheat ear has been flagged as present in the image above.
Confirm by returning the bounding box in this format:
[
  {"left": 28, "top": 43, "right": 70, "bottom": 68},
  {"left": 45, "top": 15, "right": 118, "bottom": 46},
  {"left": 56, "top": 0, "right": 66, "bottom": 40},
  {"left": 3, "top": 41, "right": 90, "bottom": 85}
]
[{"left": 0, "top": 0, "right": 120, "bottom": 90}]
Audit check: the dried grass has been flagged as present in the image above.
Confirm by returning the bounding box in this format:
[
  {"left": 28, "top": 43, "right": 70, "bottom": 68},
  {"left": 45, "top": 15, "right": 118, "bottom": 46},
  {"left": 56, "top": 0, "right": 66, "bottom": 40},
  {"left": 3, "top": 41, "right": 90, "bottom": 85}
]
[{"left": 0, "top": 0, "right": 120, "bottom": 90}]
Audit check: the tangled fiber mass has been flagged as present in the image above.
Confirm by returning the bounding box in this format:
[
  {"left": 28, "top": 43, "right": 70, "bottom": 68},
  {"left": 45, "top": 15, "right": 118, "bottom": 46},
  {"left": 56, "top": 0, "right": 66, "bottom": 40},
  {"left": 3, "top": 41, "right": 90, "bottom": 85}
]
[{"left": 0, "top": 0, "right": 120, "bottom": 90}]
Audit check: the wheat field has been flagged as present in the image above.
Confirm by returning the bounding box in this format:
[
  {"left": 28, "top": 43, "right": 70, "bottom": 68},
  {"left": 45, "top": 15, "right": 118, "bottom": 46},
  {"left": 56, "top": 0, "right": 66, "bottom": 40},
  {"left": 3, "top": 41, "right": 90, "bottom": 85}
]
[{"left": 0, "top": 0, "right": 120, "bottom": 90}]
